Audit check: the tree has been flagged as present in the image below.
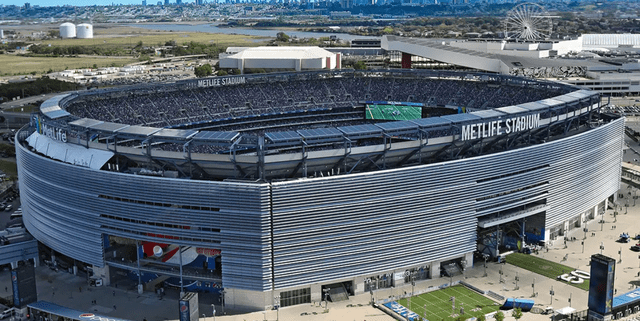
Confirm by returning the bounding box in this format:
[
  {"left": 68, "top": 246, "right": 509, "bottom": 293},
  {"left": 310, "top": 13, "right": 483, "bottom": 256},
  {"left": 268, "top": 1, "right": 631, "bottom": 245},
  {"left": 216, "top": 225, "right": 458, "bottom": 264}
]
[
  {"left": 353, "top": 61, "right": 367, "bottom": 70},
  {"left": 194, "top": 64, "right": 213, "bottom": 78},
  {"left": 276, "top": 32, "right": 290, "bottom": 42},
  {"left": 513, "top": 308, "right": 523, "bottom": 320},
  {"left": 495, "top": 311, "right": 505, "bottom": 321},
  {"left": 217, "top": 70, "right": 228, "bottom": 76}
]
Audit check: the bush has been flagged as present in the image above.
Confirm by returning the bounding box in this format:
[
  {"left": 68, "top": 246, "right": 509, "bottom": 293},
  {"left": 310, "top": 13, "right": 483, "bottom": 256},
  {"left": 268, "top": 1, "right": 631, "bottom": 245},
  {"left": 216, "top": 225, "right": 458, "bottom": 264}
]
[
  {"left": 513, "top": 308, "right": 523, "bottom": 320},
  {"left": 194, "top": 64, "right": 213, "bottom": 78},
  {"left": 495, "top": 311, "right": 504, "bottom": 321},
  {"left": 353, "top": 61, "right": 367, "bottom": 70}
]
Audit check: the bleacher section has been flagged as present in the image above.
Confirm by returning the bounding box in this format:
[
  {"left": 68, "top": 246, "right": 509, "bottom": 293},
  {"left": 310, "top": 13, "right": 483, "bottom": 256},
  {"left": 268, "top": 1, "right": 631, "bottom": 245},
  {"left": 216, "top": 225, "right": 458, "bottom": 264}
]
[{"left": 65, "top": 75, "right": 568, "bottom": 133}]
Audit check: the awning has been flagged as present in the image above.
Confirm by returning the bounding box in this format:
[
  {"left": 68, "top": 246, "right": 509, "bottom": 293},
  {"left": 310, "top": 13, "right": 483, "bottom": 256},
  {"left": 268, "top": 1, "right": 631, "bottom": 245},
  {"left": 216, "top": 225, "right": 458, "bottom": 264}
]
[
  {"left": 555, "top": 307, "right": 576, "bottom": 315},
  {"left": 26, "top": 132, "right": 113, "bottom": 170}
]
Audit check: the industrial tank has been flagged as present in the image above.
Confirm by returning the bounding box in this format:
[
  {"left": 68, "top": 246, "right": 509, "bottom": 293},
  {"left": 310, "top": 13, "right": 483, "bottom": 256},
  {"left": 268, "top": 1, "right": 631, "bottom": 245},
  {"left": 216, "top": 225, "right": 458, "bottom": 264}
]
[
  {"left": 59, "top": 23, "right": 76, "bottom": 39},
  {"left": 76, "top": 23, "right": 93, "bottom": 39}
]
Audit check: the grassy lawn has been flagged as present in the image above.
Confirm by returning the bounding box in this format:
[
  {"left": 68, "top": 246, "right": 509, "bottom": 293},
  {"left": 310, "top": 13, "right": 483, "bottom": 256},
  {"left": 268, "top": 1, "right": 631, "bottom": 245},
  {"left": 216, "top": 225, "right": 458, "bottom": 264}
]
[
  {"left": 0, "top": 55, "right": 138, "bottom": 76},
  {"left": 43, "top": 31, "right": 267, "bottom": 48},
  {"left": 0, "top": 160, "right": 17, "bottom": 179},
  {"left": 506, "top": 253, "right": 590, "bottom": 291},
  {"left": 396, "top": 285, "right": 500, "bottom": 321}
]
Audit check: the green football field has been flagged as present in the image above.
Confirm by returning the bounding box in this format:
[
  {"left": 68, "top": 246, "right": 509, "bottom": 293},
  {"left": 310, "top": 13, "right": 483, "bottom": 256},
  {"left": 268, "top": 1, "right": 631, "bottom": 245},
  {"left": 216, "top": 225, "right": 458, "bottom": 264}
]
[
  {"left": 365, "top": 104, "right": 422, "bottom": 121},
  {"left": 396, "top": 285, "right": 500, "bottom": 321},
  {"left": 506, "top": 253, "right": 590, "bottom": 291}
]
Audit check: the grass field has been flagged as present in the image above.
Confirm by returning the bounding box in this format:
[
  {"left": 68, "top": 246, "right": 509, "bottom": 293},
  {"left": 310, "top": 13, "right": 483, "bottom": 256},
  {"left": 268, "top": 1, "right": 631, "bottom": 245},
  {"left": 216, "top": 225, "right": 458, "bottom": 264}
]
[
  {"left": 0, "top": 55, "right": 138, "bottom": 76},
  {"left": 506, "top": 253, "right": 590, "bottom": 291},
  {"left": 44, "top": 30, "right": 267, "bottom": 48},
  {"left": 396, "top": 285, "right": 500, "bottom": 321},
  {"left": 365, "top": 104, "right": 422, "bottom": 121},
  {"left": 0, "top": 159, "right": 17, "bottom": 179}
]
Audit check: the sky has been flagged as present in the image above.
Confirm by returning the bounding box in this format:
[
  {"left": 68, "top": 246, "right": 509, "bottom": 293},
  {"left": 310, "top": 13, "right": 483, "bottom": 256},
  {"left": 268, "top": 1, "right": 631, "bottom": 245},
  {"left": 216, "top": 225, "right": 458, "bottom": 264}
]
[{"left": 5, "top": 0, "right": 191, "bottom": 9}]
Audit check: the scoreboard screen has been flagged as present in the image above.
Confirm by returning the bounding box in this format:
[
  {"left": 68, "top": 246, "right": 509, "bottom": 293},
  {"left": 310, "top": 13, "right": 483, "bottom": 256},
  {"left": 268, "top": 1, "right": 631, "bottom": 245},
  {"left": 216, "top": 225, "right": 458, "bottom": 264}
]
[{"left": 365, "top": 101, "right": 423, "bottom": 121}]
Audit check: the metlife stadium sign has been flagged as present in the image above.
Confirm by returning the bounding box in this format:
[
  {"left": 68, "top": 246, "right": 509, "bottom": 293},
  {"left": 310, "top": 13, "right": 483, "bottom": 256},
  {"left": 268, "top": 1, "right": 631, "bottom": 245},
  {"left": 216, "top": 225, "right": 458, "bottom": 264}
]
[
  {"left": 461, "top": 113, "right": 540, "bottom": 141},
  {"left": 197, "top": 76, "right": 246, "bottom": 88}
]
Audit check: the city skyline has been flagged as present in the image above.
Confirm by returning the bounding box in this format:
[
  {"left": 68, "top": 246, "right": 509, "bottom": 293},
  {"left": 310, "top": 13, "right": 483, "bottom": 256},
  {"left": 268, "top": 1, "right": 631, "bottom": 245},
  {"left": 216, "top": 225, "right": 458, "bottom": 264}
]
[{"left": 2, "top": 0, "right": 198, "bottom": 8}]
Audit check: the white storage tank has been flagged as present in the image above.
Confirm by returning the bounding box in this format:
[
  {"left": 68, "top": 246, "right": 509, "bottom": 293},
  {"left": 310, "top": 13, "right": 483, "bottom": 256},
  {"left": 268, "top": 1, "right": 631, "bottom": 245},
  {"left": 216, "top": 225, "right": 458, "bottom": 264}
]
[
  {"left": 59, "top": 23, "right": 76, "bottom": 39},
  {"left": 76, "top": 23, "right": 93, "bottom": 39}
]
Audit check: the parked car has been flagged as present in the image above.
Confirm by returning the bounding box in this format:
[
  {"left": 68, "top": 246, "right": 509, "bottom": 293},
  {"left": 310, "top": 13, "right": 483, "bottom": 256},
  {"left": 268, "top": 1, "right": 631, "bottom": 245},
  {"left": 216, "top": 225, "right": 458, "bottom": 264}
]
[
  {"left": 4, "top": 204, "right": 12, "bottom": 211},
  {"left": 0, "top": 307, "right": 15, "bottom": 319},
  {"left": 631, "top": 245, "right": 640, "bottom": 252}
]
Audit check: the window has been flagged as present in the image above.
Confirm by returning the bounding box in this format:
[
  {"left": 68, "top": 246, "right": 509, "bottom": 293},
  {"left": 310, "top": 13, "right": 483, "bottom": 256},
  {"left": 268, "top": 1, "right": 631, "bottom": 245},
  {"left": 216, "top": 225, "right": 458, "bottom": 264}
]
[{"left": 279, "top": 288, "right": 311, "bottom": 307}]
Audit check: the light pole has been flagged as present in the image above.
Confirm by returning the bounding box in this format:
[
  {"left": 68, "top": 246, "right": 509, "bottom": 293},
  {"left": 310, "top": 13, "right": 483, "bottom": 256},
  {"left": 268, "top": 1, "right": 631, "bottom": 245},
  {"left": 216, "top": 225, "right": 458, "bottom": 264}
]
[
  {"left": 212, "top": 305, "right": 216, "bottom": 321},
  {"left": 619, "top": 247, "right": 622, "bottom": 263},
  {"left": 532, "top": 277, "right": 536, "bottom": 297},
  {"left": 582, "top": 241, "right": 585, "bottom": 254},
  {"left": 514, "top": 271, "right": 519, "bottom": 290},
  {"left": 569, "top": 292, "right": 572, "bottom": 307},
  {"left": 550, "top": 286, "right": 554, "bottom": 305},
  {"left": 274, "top": 295, "right": 280, "bottom": 321},
  {"left": 600, "top": 242, "right": 605, "bottom": 255},
  {"left": 221, "top": 289, "right": 226, "bottom": 315},
  {"left": 483, "top": 255, "right": 488, "bottom": 277}
]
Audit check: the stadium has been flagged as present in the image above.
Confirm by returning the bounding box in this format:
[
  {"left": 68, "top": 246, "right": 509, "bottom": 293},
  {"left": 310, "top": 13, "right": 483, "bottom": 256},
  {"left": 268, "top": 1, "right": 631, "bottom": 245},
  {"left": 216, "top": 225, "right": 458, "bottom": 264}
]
[{"left": 15, "top": 69, "right": 622, "bottom": 311}]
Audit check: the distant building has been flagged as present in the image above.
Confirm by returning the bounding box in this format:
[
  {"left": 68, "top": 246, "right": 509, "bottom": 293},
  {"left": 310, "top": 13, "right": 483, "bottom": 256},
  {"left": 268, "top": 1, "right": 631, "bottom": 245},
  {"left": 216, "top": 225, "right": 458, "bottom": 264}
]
[
  {"left": 220, "top": 46, "right": 341, "bottom": 73},
  {"left": 142, "top": 0, "right": 146, "bottom": 5},
  {"left": 164, "top": 0, "right": 170, "bottom": 5},
  {"left": 176, "top": 0, "right": 182, "bottom": 4},
  {"left": 351, "top": 39, "right": 381, "bottom": 48},
  {"left": 24, "top": 2, "right": 30, "bottom": 9}
]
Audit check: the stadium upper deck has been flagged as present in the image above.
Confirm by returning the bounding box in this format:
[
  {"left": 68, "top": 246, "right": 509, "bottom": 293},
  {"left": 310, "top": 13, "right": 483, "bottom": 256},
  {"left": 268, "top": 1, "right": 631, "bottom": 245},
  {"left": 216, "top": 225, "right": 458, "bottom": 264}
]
[{"left": 28, "top": 69, "right": 599, "bottom": 182}]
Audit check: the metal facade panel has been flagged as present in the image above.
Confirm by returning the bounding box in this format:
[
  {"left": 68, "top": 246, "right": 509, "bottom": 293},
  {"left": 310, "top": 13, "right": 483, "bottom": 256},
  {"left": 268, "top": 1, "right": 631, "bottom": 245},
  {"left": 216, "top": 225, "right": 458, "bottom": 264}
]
[
  {"left": 16, "top": 118, "right": 623, "bottom": 293},
  {"left": 268, "top": 118, "right": 623, "bottom": 289},
  {"left": 16, "top": 144, "right": 272, "bottom": 291}
]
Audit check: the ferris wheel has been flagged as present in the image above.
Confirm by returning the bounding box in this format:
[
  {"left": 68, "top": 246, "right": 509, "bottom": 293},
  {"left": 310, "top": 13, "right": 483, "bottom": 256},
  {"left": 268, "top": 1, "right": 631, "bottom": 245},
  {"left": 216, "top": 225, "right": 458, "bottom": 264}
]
[{"left": 504, "top": 3, "right": 554, "bottom": 41}]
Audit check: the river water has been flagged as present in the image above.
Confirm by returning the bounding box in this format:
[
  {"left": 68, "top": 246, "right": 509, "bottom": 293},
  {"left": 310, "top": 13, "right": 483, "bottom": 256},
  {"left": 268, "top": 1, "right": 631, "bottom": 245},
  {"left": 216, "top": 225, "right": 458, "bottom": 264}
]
[{"left": 128, "top": 23, "right": 379, "bottom": 41}]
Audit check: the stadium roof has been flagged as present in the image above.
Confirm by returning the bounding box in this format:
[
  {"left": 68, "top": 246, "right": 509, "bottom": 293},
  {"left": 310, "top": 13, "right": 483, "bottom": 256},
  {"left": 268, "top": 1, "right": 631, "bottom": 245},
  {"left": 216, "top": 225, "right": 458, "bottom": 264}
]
[
  {"left": 88, "top": 121, "right": 130, "bottom": 133},
  {"left": 68, "top": 118, "right": 104, "bottom": 128},
  {"left": 410, "top": 118, "right": 452, "bottom": 128},
  {"left": 40, "top": 94, "right": 72, "bottom": 119},
  {"left": 298, "top": 128, "right": 343, "bottom": 142},
  {"left": 152, "top": 128, "right": 198, "bottom": 141},
  {"left": 471, "top": 110, "right": 505, "bottom": 119},
  {"left": 495, "top": 106, "right": 529, "bottom": 115},
  {"left": 338, "top": 124, "right": 383, "bottom": 138},
  {"left": 441, "top": 113, "right": 482, "bottom": 124},
  {"left": 266, "top": 131, "right": 303, "bottom": 144},
  {"left": 192, "top": 131, "right": 240, "bottom": 143},
  {"left": 116, "top": 125, "right": 161, "bottom": 137},
  {"left": 538, "top": 98, "right": 565, "bottom": 108},
  {"left": 375, "top": 121, "right": 419, "bottom": 134},
  {"left": 518, "top": 101, "right": 549, "bottom": 112}
]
